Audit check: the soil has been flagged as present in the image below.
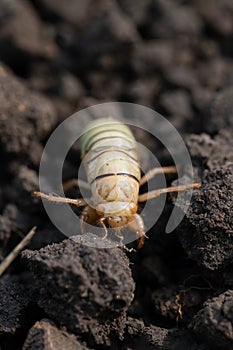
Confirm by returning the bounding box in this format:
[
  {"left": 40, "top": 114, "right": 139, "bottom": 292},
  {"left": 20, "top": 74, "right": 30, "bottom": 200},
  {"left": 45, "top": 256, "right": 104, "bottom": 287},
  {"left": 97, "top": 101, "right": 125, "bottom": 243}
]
[{"left": 0, "top": 1, "right": 232, "bottom": 349}]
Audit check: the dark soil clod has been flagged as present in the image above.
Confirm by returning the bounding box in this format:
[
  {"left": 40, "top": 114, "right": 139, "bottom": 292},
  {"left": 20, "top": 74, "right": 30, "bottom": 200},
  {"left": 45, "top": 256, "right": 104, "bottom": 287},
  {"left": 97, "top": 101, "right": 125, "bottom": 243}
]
[
  {"left": 22, "top": 236, "right": 135, "bottom": 345},
  {"left": 191, "top": 289, "right": 233, "bottom": 350},
  {"left": 22, "top": 319, "right": 92, "bottom": 350}
]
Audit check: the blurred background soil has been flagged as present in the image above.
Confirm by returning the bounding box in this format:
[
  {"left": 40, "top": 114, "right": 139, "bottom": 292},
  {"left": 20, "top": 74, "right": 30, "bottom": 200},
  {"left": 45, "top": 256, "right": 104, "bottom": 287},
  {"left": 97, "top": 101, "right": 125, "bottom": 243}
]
[{"left": 0, "top": 1, "right": 232, "bottom": 349}]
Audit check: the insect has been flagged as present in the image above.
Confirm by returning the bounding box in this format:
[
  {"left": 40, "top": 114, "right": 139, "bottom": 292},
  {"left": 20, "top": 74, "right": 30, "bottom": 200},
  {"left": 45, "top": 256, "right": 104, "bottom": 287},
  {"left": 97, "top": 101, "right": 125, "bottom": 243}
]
[{"left": 34, "top": 118, "right": 201, "bottom": 249}]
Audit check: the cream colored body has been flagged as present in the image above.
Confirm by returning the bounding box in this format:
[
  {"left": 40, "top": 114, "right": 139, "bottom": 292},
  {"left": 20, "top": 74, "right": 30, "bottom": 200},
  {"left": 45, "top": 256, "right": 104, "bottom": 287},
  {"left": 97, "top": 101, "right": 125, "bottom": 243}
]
[
  {"left": 81, "top": 119, "right": 141, "bottom": 217},
  {"left": 34, "top": 118, "right": 201, "bottom": 249}
]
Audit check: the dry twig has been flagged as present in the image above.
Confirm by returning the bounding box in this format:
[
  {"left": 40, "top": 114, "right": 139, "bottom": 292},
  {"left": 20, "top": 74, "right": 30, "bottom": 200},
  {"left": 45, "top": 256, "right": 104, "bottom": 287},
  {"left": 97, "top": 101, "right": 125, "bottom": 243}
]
[{"left": 0, "top": 226, "right": 37, "bottom": 277}]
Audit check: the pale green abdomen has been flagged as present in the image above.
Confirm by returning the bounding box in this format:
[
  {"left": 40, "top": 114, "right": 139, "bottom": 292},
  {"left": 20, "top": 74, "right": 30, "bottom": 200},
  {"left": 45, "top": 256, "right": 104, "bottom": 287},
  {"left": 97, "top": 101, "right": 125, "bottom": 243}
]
[{"left": 80, "top": 118, "right": 141, "bottom": 186}]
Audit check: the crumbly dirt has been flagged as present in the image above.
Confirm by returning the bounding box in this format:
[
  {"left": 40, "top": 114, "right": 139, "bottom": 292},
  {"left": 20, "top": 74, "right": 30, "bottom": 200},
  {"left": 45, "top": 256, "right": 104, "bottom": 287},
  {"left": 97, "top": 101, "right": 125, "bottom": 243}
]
[
  {"left": 0, "top": 1, "right": 232, "bottom": 349},
  {"left": 22, "top": 237, "right": 134, "bottom": 346}
]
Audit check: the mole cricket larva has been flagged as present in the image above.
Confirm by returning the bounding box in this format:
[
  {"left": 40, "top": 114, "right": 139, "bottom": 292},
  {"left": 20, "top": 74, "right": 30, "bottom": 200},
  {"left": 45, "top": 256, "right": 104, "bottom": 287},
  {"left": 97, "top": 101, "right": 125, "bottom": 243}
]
[{"left": 34, "top": 118, "right": 201, "bottom": 249}]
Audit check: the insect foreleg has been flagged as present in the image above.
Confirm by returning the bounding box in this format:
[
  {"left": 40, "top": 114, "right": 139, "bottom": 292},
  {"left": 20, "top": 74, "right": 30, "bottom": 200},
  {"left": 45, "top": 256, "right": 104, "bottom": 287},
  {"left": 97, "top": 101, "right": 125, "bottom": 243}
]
[
  {"left": 138, "top": 182, "right": 201, "bottom": 202},
  {"left": 115, "top": 227, "right": 124, "bottom": 246},
  {"left": 127, "top": 214, "right": 147, "bottom": 249},
  {"left": 34, "top": 191, "right": 87, "bottom": 206},
  {"left": 80, "top": 205, "right": 99, "bottom": 233},
  {"left": 63, "top": 178, "right": 90, "bottom": 192},
  {"left": 140, "top": 166, "right": 177, "bottom": 186},
  {"left": 99, "top": 217, "right": 108, "bottom": 239}
]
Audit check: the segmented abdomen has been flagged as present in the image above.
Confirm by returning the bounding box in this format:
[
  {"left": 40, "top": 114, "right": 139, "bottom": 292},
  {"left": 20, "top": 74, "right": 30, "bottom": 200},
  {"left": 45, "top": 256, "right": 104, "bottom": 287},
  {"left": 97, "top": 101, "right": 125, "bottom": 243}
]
[{"left": 81, "top": 118, "right": 141, "bottom": 205}]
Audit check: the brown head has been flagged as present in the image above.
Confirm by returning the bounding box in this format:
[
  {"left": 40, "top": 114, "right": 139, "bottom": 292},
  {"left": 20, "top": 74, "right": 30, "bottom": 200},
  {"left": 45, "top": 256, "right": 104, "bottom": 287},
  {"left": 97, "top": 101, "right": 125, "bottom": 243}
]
[{"left": 96, "top": 201, "right": 138, "bottom": 228}]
